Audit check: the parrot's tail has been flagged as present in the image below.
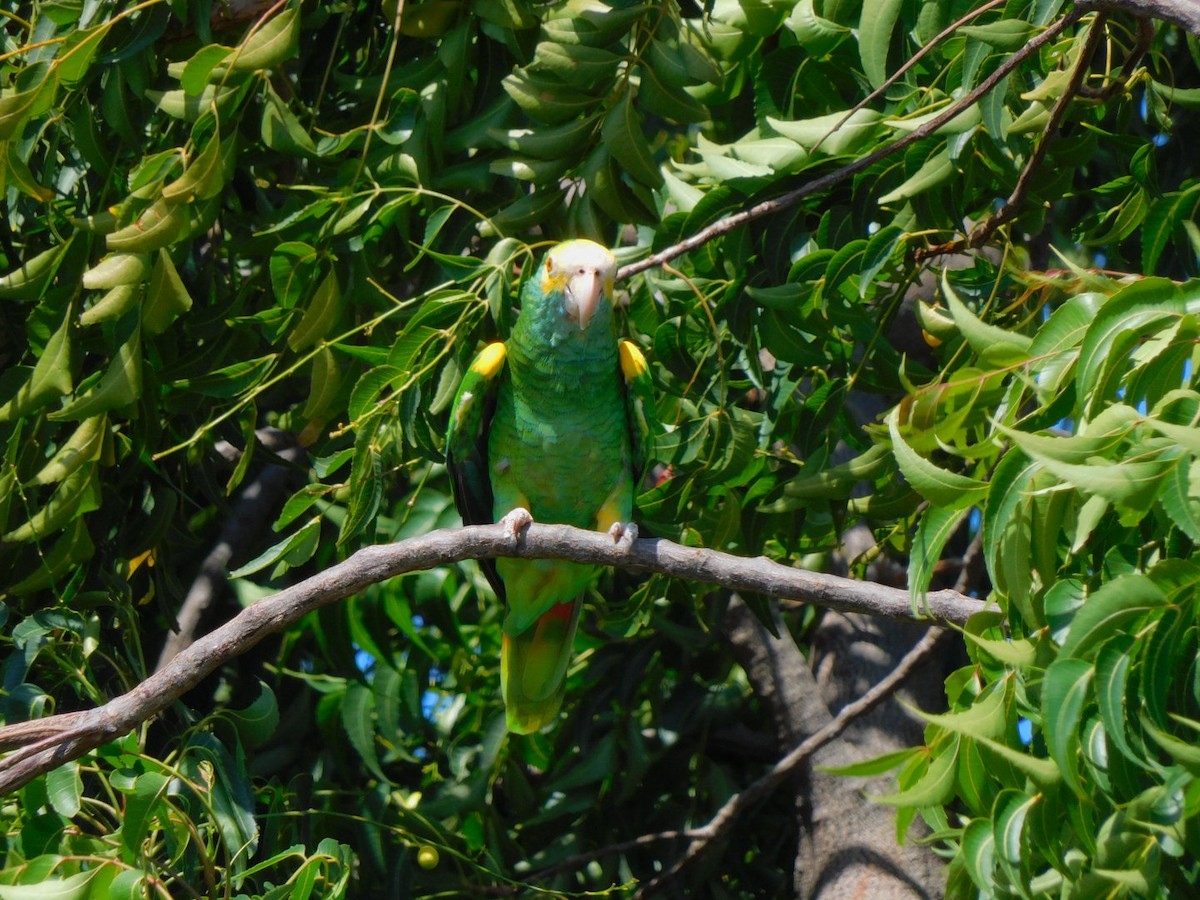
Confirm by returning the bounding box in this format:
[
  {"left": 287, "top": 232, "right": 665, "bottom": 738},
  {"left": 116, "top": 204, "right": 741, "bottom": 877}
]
[{"left": 501, "top": 598, "right": 581, "bottom": 733}]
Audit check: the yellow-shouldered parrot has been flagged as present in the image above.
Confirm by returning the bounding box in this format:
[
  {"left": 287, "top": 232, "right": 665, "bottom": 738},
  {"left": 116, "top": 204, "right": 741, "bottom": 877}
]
[{"left": 446, "top": 239, "right": 656, "bottom": 733}]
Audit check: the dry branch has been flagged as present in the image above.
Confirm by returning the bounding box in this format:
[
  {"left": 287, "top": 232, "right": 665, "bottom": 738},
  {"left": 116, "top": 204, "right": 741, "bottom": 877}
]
[{"left": 0, "top": 523, "right": 983, "bottom": 795}]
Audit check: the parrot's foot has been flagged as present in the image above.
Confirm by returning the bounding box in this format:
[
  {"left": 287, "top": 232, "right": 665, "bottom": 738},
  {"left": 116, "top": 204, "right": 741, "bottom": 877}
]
[
  {"left": 499, "top": 507, "right": 533, "bottom": 545},
  {"left": 607, "top": 521, "right": 639, "bottom": 550}
]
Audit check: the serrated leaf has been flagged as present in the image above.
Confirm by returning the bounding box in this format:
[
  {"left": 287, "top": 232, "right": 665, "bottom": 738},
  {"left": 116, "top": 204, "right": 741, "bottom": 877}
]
[
  {"left": 341, "top": 681, "right": 388, "bottom": 782},
  {"left": 860, "top": 224, "right": 906, "bottom": 297},
  {"left": 1143, "top": 185, "right": 1200, "bottom": 274},
  {"left": 941, "top": 272, "right": 1032, "bottom": 365},
  {"left": 602, "top": 89, "right": 662, "bottom": 188},
  {"left": 1077, "top": 278, "right": 1191, "bottom": 412},
  {"left": 858, "top": 0, "right": 905, "bottom": 90},
  {"left": 909, "top": 505, "right": 967, "bottom": 608},
  {"left": 887, "top": 407, "right": 988, "bottom": 508},
  {"left": 289, "top": 270, "right": 341, "bottom": 351},
  {"left": 1095, "top": 634, "right": 1138, "bottom": 762},
  {"left": 228, "top": 6, "right": 299, "bottom": 72},
  {"left": 1058, "top": 573, "right": 1167, "bottom": 659},
  {"left": 1042, "top": 657, "right": 1092, "bottom": 799},
  {"left": 873, "top": 739, "right": 958, "bottom": 807},
  {"left": 919, "top": 683, "right": 1008, "bottom": 742},
  {"left": 993, "top": 789, "right": 1038, "bottom": 866},
  {"left": 229, "top": 516, "right": 321, "bottom": 578}
]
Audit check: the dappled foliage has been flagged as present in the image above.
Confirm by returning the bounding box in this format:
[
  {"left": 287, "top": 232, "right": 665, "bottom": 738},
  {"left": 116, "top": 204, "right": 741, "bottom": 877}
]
[{"left": 1, "top": 0, "right": 1199, "bottom": 896}]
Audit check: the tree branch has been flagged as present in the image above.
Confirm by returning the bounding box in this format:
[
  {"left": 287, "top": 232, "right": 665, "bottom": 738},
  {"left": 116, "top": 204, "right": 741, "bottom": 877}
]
[
  {"left": 632, "top": 627, "right": 950, "bottom": 899},
  {"left": 1077, "top": 0, "right": 1200, "bottom": 36},
  {"left": 917, "top": 11, "right": 1110, "bottom": 260},
  {"left": 616, "top": 10, "right": 1081, "bottom": 282},
  {"left": 0, "top": 523, "right": 983, "bottom": 795}
]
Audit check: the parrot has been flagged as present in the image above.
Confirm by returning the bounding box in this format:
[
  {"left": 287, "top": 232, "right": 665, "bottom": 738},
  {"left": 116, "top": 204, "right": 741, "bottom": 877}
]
[{"left": 445, "top": 239, "right": 656, "bottom": 733}]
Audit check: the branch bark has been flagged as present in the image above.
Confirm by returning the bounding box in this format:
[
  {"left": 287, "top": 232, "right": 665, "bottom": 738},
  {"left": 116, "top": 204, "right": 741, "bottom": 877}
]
[
  {"left": 0, "top": 523, "right": 982, "bottom": 795},
  {"left": 1077, "top": 0, "right": 1200, "bottom": 35}
]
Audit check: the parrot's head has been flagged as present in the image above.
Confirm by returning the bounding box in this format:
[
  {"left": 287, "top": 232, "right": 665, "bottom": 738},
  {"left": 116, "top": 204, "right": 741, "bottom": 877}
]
[{"left": 539, "top": 239, "right": 617, "bottom": 331}]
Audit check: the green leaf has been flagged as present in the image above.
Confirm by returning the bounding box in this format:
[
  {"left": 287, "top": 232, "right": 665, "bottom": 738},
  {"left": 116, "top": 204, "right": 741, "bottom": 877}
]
[
  {"left": 1095, "top": 634, "right": 1138, "bottom": 762},
  {"left": 960, "top": 818, "right": 997, "bottom": 892},
  {"left": 1076, "top": 278, "right": 1190, "bottom": 412},
  {"left": 766, "top": 109, "right": 884, "bottom": 155},
  {"left": 878, "top": 145, "right": 954, "bottom": 205},
  {"left": 602, "top": 89, "right": 662, "bottom": 188},
  {"left": 918, "top": 683, "right": 1008, "bottom": 742},
  {"left": 229, "top": 516, "right": 322, "bottom": 578},
  {"left": 1143, "top": 184, "right": 1200, "bottom": 274},
  {"left": 118, "top": 771, "right": 170, "bottom": 863},
  {"left": 859, "top": 224, "right": 905, "bottom": 297},
  {"left": 941, "top": 272, "right": 1032, "bottom": 365},
  {"left": 858, "top": 0, "right": 904, "bottom": 89},
  {"left": 1042, "top": 657, "right": 1093, "bottom": 799},
  {"left": 873, "top": 739, "right": 958, "bottom": 807},
  {"left": 1159, "top": 458, "right": 1200, "bottom": 541},
  {"left": 993, "top": 789, "right": 1039, "bottom": 866},
  {"left": 45, "top": 763, "right": 82, "bottom": 818},
  {"left": 341, "top": 681, "right": 389, "bottom": 782},
  {"left": 0, "top": 870, "right": 100, "bottom": 900},
  {"left": 909, "top": 505, "right": 967, "bottom": 608},
  {"left": 227, "top": 6, "right": 300, "bottom": 72},
  {"left": 271, "top": 241, "right": 321, "bottom": 309},
  {"left": 142, "top": 248, "right": 193, "bottom": 334},
  {"left": 288, "top": 270, "right": 341, "bottom": 351},
  {"left": 887, "top": 407, "right": 988, "bottom": 509},
  {"left": 958, "top": 19, "right": 1035, "bottom": 50},
  {"left": 224, "top": 682, "right": 280, "bottom": 749},
  {"left": 1058, "top": 573, "right": 1167, "bottom": 659},
  {"left": 818, "top": 747, "right": 920, "bottom": 777}
]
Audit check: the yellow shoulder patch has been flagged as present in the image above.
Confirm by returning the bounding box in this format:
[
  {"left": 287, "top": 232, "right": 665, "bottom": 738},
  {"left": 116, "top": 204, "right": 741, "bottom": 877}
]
[
  {"left": 619, "top": 339, "right": 648, "bottom": 379},
  {"left": 471, "top": 341, "right": 507, "bottom": 378}
]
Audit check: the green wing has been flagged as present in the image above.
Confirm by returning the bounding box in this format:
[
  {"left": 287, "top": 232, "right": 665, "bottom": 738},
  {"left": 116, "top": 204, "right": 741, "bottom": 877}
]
[
  {"left": 619, "top": 339, "right": 657, "bottom": 484},
  {"left": 446, "top": 341, "right": 507, "bottom": 597}
]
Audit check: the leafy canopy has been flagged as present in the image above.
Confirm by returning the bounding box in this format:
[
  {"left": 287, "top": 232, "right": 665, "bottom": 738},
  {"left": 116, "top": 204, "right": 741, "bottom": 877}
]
[{"left": 0, "top": 0, "right": 1199, "bottom": 896}]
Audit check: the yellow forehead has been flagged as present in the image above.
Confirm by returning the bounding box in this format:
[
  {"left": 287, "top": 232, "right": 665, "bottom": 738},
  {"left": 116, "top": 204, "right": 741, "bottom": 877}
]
[{"left": 540, "top": 240, "right": 616, "bottom": 292}]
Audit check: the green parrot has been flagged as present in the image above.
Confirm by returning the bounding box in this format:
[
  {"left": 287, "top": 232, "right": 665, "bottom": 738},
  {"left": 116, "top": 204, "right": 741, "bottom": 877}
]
[{"left": 445, "top": 239, "right": 656, "bottom": 733}]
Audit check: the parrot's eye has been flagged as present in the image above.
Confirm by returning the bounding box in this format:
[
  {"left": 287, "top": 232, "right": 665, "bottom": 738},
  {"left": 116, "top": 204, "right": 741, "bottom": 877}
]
[
  {"left": 578, "top": 268, "right": 586, "bottom": 275},
  {"left": 545, "top": 259, "right": 552, "bottom": 272}
]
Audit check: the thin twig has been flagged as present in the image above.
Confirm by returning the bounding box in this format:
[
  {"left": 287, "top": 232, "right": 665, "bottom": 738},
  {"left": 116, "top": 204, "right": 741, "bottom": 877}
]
[
  {"left": 632, "top": 627, "right": 949, "bottom": 898},
  {"left": 615, "top": 10, "right": 1082, "bottom": 283},
  {"left": 917, "top": 12, "right": 1111, "bottom": 260},
  {"left": 810, "top": 0, "right": 1007, "bottom": 156}
]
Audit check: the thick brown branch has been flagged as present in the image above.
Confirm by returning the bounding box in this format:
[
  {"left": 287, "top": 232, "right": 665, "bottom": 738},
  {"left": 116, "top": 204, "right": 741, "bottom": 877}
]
[{"left": 0, "top": 524, "right": 983, "bottom": 794}]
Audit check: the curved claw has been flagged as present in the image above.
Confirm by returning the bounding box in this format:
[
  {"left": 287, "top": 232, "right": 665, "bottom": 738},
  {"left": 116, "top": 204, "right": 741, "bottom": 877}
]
[
  {"left": 607, "top": 521, "right": 639, "bottom": 550},
  {"left": 499, "top": 507, "right": 533, "bottom": 545}
]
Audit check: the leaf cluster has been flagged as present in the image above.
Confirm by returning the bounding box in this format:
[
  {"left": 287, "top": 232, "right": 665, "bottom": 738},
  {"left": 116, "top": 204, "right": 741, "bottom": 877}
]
[{"left": 0, "top": 0, "right": 1198, "bottom": 897}]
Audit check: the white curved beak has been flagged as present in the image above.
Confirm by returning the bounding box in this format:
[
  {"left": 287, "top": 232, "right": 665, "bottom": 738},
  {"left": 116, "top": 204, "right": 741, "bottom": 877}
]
[{"left": 568, "top": 270, "right": 603, "bottom": 330}]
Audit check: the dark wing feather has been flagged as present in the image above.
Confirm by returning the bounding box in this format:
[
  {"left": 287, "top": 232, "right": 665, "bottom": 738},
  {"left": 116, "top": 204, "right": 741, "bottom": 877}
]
[{"left": 446, "top": 344, "right": 508, "bottom": 600}]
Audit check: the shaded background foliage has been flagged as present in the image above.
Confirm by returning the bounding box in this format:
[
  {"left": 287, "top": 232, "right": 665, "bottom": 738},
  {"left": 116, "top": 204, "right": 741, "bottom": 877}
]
[{"left": 1, "top": 0, "right": 1199, "bottom": 896}]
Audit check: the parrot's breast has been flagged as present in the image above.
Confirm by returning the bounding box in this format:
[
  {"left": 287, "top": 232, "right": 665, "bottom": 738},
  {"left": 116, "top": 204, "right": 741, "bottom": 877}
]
[{"left": 489, "top": 338, "right": 630, "bottom": 529}]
